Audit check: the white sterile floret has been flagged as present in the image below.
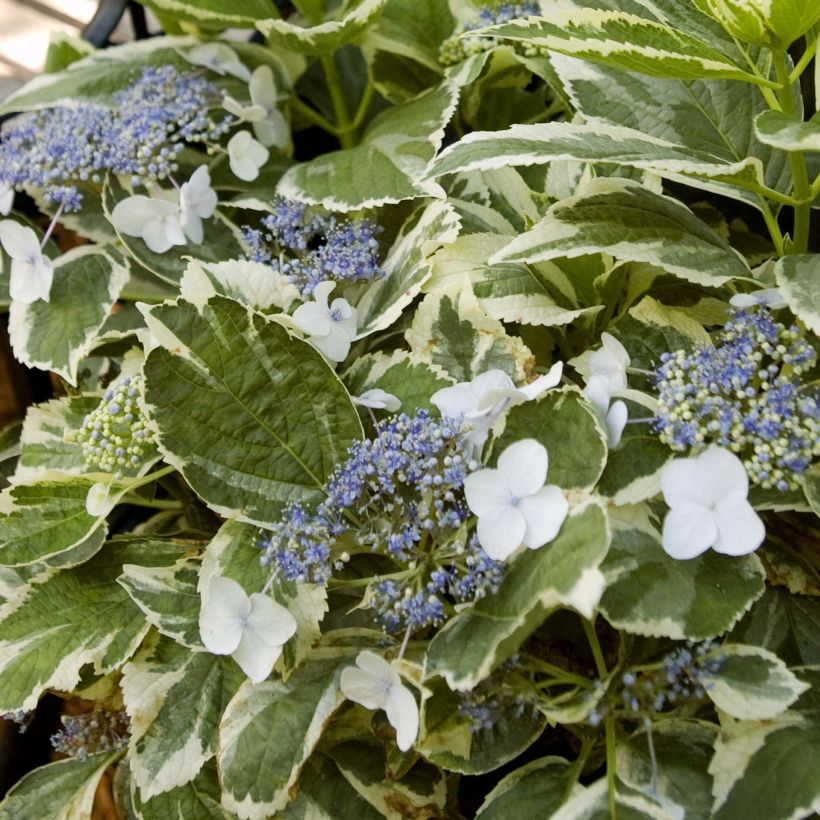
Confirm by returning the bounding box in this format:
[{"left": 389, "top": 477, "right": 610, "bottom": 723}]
[
  {"left": 588, "top": 332, "right": 630, "bottom": 391},
  {"left": 660, "top": 446, "right": 765, "bottom": 560},
  {"left": 431, "top": 363, "right": 563, "bottom": 453},
  {"left": 292, "top": 280, "right": 357, "bottom": 362},
  {"left": 184, "top": 43, "right": 250, "bottom": 81},
  {"left": 227, "top": 131, "right": 269, "bottom": 182},
  {"left": 352, "top": 389, "right": 402, "bottom": 411},
  {"left": 340, "top": 651, "right": 419, "bottom": 752},
  {"left": 729, "top": 288, "right": 787, "bottom": 309},
  {"left": 0, "top": 183, "right": 14, "bottom": 216},
  {"left": 179, "top": 166, "right": 218, "bottom": 244},
  {"left": 249, "top": 66, "right": 289, "bottom": 149},
  {"left": 0, "top": 220, "right": 54, "bottom": 303},
  {"left": 85, "top": 482, "right": 115, "bottom": 517},
  {"left": 464, "top": 438, "right": 569, "bottom": 561},
  {"left": 111, "top": 194, "right": 186, "bottom": 254},
  {"left": 199, "top": 576, "right": 297, "bottom": 684},
  {"left": 583, "top": 375, "right": 628, "bottom": 448}
]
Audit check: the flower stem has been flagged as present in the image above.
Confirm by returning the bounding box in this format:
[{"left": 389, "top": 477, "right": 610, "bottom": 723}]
[
  {"left": 321, "top": 54, "right": 355, "bottom": 149},
  {"left": 40, "top": 201, "right": 65, "bottom": 249}
]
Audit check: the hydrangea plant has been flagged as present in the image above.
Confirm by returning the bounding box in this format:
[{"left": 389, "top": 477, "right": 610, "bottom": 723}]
[{"left": 0, "top": 0, "right": 817, "bottom": 818}]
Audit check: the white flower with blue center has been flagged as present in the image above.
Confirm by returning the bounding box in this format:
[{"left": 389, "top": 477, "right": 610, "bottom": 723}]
[
  {"left": 184, "top": 43, "right": 250, "bottom": 81},
  {"left": 292, "top": 280, "right": 357, "bottom": 362},
  {"left": 111, "top": 194, "right": 186, "bottom": 254},
  {"left": 352, "top": 389, "right": 402, "bottom": 411},
  {"left": 0, "top": 220, "right": 54, "bottom": 303},
  {"left": 340, "top": 651, "right": 419, "bottom": 752},
  {"left": 729, "top": 288, "right": 787, "bottom": 309},
  {"left": 224, "top": 67, "right": 289, "bottom": 150},
  {"left": 227, "top": 131, "right": 269, "bottom": 182},
  {"left": 661, "top": 447, "right": 765, "bottom": 559},
  {"left": 583, "top": 375, "right": 628, "bottom": 448},
  {"left": 179, "top": 166, "right": 218, "bottom": 245},
  {"left": 199, "top": 576, "right": 297, "bottom": 683},
  {"left": 464, "top": 439, "right": 569, "bottom": 561}
]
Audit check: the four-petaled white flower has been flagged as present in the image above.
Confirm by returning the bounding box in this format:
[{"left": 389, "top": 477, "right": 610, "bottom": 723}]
[
  {"left": 464, "top": 439, "right": 569, "bottom": 561},
  {"left": 583, "top": 375, "right": 628, "bottom": 448},
  {"left": 224, "top": 67, "right": 289, "bottom": 150},
  {"left": 660, "top": 447, "right": 765, "bottom": 560},
  {"left": 729, "top": 288, "right": 787, "bottom": 309},
  {"left": 292, "top": 280, "right": 358, "bottom": 362},
  {"left": 0, "top": 183, "right": 13, "bottom": 216},
  {"left": 431, "top": 364, "right": 563, "bottom": 454},
  {"left": 352, "top": 389, "right": 402, "bottom": 412},
  {"left": 588, "top": 332, "right": 630, "bottom": 392},
  {"left": 111, "top": 194, "right": 186, "bottom": 254},
  {"left": 199, "top": 576, "right": 297, "bottom": 683},
  {"left": 0, "top": 220, "right": 54, "bottom": 303},
  {"left": 340, "top": 651, "right": 419, "bottom": 752},
  {"left": 227, "top": 131, "right": 269, "bottom": 182},
  {"left": 179, "top": 166, "right": 218, "bottom": 244},
  {"left": 184, "top": 43, "right": 250, "bottom": 81}
]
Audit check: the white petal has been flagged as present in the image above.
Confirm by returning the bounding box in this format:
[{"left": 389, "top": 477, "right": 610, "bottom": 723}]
[
  {"left": 312, "top": 280, "right": 336, "bottom": 309},
  {"left": 517, "top": 485, "right": 568, "bottom": 548},
  {"left": 476, "top": 504, "right": 527, "bottom": 561},
  {"left": 355, "top": 650, "right": 399, "bottom": 685},
  {"left": 293, "top": 302, "right": 331, "bottom": 336},
  {"left": 229, "top": 156, "right": 259, "bottom": 182},
  {"left": 163, "top": 215, "right": 186, "bottom": 248},
  {"left": 341, "top": 668, "right": 388, "bottom": 710},
  {"left": 110, "top": 196, "right": 175, "bottom": 237},
  {"left": 223, "top": 95, "right": 248, "bottom": 118},
  {"left": 497, "top": 439, "right": 548, "bottom": 498},
  {"left": 661, "top": 447, "right": 748, "bottom": 510},
  {"left": 311, "top": 325, "right": 352, "bottom": 362},
  {"left": 605, "top": 400, "right": 628, "bottom": 448},
  {"left": 601, "top": 332, "right": 630, "bottom": 367},
  {"left": 385, "top": 683, "right": 419, "bottom": 752},
  {"left": 246, "top": 593, "right": 297, "bottom": 645},
  {"left": 199, "top": 577, "right": 250, "bottom": 655},
  {"left": 430, "top": 384, "right": 478, "bottom": 419},
  {"left": 464, "top": 469, "right": 511, "bottom": 517},
  {"left": 696, "top": 447, "right": 749, "bottom": 500},
  {"left": 0, "top": 186, "right": 14, "bottom": 216},
  {"left": 730, "top": 288, "right": 786, "bottom": 309},
  {"left": 353, "top": 389, "right": 401, "bottom": 411},
  {"left": 10, "top": 256, "right": 53, "bottom": 304},
  {"left": 713, "top": 497, "right": 765, "bottom": 556},
  {"left": 249, "top": 65, "right": 277, "bottom": 111},
  {"left": 86, "top": 483, "right": 114, "bottom": 517},
  {"left": 231, "top": 630, "right": 283, "bottom": 684},
  {"left": 253, "top": 110, "right": 289, "bottom": 150},
  {"left": 518, "top": 361, "right": 563, "bottom": 400},
  {"left": 583, "top": 375, "right": 611, "bottom": 416},
  {"left": 661, "top": 505, "right": 718, "bottom": 560},
  {"left": 0, "top": 220, "right": 39, "bottom": 259},
  {"left": 182, "top": 213, "right": 203, "bottom": 244}
]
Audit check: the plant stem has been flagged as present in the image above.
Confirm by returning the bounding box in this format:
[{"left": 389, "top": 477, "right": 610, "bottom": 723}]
[
  {"left": 126, "top": 464, "right": 176, "bottom": 491},
  {"left": 120, "top": 495, "right": 182, "bottom": 510},
  {"left": 321, "top": 54, "right": 355, "bottom": 149},
  {"left": 289, "top": 95, "right": 339, "bottom": 136},
  {"left": 773, "top": 49, "right": 811, "bottom": 254},
  {"left": 346, "top": 75, "right": 375, "bottom": 134},
  {"left": 582, "top": 617, "right": 608, "bottom": 680},
  {"left": 759, "top": 199, "right": 785, "bottom": 256}
]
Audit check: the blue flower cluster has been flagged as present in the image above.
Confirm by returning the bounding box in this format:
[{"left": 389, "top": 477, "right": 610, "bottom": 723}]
[
  {"left": 260, "top": 410, "right": 505, "bottom": 631},
  {"left": 0, "top": 66, "right": 230, "bottom": 211},
  {"left": 74, "top": 375, "right": 156, "bottom": 477},
  {"left": 439, "top": 2, "right": 542, "bottom": 65},
  {"left": 242, "top": 196, "right": 383, "bottom": 298},
  {"left": 653, "top": 307, "right": 819, "bottom": 491},
  {"left": 50, "top": 708, "right": 129, "bottom": 761},
  {"left": 458, "top": 656, "right": 532, "bottom": 733}
]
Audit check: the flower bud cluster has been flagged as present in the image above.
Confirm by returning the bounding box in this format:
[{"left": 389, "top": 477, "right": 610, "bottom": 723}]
[
  {"left": 242, "top": 196, "right": 383, "bottom": 298},
  {"left": 260, "top": 410, "right": 505, "bottom": 631},
  {"left": 439, "top": 3, "right": 542, "bottom": 66},
  {"left": 0, "top": 66, "right": 230, "bottom": 211},
  {"left": 653, "top": 307, "right": 819, "bottom": 491},
  {"left": 50, "top": 708, "right": 129, "bottom": 761},
  {"left": 458, "top": 657, "right": 532, "bottom": 733},
  {"left": 74, "top": 375, "right": 156, "bottom": 477}
]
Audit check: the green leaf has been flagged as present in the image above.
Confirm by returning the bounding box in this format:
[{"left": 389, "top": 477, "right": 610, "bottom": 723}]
[
  {"left": 405, "top": 285, "right": 534, "bottom": 383},
  {"left": 257, "top": 0, "right": 387, "bottom": 55},
  {"left": 344, "top": 350, "right": 453, "bottom": 414},
  {"left": 703, "top": 643, "right": 809, "bottom": 720},
  {"left": 774, "top": 253, "right": 820, "bottom": 334},
  {"left": 279, "top": 82, "right": 458, "bottom": 210},
  {"left": 103, "top": 179, "right": 246, "bottom": 287},
  {"left": 544, "top": 777, "right": 671, "bottom": 818},
  {"left": 139, "top": 0, "right": 278, "bottom": 30},
  {"left": 599, "top": 506, "right": 765, "bottom": 640},
  {"left": 482, "top": 10, "right": 776, "bottom": 86},
  {"left": 14, "top": 395, "right": 100, "bottom": 483},
  {"left": 355, "top": 200, "right": 461, "bottom": 336},
  {"left": 419, "top": 678, "right": 547, "bottom": 774},
  {"left": 0, "top": 478, "right": 107, "bottom": 567},
  {"left": 762, "top": 0, "right": 820, "bottom": 45},
  {"left": 476, "top": 757, "right": 577, "bottom": 819},
  {"left": 495, "top": 388, "right": 608, "bottom": 490},
  {"left": 201, "top": 519, "right": 267, "bottom": 592},
  {"left": 43, "top": 32, "right": 94, "bottom": 74},
  {"left": 123, "top": 636, "right": 245, "bottom": 799},
  {"left": 424, "top": 503, "right": 610, "bottom": 690},
  {"left": 0, "top": 537, "right": 180, "bottom": 712},
  {"left": 0, "top": 753, "right": 120, "bottom": 820},
  {"left": 131, "top": 760, "right": 231, "bottom": 820},
  {"left": 218, "top": 659, "right": 345, "bottom": 817},
  {"left": 492, "top": 179, "right": 752, "bottom": 288},
  {"left": 755, "top": 111, "right": 820, "bottom": 152},
  {"left": 141, "top": 295, "right": 363, "bottom": 527},
  {"left": 8, "top": 248, "right": 129, "bottom": 386},
  {"left": 119, "top": 557, "right": 202, "bottom": 648}
]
